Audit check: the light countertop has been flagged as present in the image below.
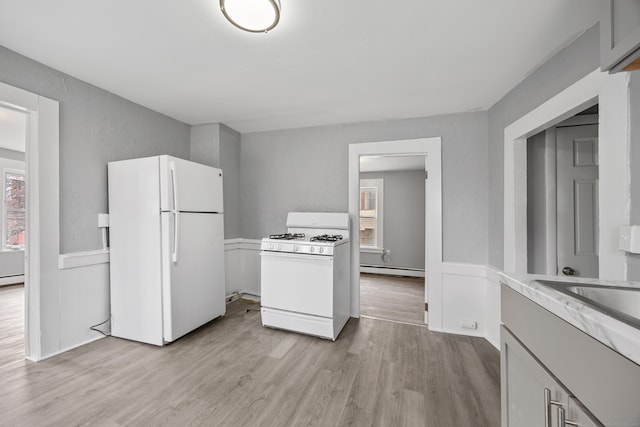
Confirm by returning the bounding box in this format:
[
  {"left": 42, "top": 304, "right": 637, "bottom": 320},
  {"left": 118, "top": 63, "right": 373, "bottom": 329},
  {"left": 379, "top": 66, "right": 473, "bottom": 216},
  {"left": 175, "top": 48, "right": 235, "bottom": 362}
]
[{"left": 499, "top": 272, "right": 640, "bottom": 366}]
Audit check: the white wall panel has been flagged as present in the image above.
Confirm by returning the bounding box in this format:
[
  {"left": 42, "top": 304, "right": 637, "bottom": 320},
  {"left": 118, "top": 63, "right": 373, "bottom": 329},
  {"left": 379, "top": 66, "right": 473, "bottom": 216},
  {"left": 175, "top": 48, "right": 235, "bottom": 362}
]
[
  {"left": 224, "top": 239, "right": 261, "bottom": 296},
  {"left": 485, "top": 266, "right": 502, "bottom": 350},
  {"left": 440, "top": 263, "right": 488, "bottom": 337}
]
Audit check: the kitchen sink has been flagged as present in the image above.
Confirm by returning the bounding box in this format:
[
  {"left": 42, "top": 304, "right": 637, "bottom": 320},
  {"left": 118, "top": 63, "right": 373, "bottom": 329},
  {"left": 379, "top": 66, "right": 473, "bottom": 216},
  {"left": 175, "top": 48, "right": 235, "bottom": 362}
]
[{"left": 536, "top": 280, "right": 640, "bottom": 329}]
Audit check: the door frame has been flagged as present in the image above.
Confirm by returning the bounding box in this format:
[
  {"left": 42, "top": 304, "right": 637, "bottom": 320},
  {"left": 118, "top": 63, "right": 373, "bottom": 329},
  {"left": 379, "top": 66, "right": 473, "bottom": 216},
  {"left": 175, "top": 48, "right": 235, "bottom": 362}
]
[
  {"left": 348, "top": 137, "right": 442, "bottom": 329},
  {"left": 0, "top": 81, "right": 59, "bottom": 360},
  {"left": 504, "top": 69, "right": 629, "bottom": 280}
]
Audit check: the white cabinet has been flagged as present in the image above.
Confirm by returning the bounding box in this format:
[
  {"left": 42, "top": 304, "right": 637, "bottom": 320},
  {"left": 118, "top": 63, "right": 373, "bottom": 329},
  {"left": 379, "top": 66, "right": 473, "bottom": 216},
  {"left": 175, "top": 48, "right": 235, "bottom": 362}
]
[{"left": 601, "top": 0, "right": 640, "bottom": 72}]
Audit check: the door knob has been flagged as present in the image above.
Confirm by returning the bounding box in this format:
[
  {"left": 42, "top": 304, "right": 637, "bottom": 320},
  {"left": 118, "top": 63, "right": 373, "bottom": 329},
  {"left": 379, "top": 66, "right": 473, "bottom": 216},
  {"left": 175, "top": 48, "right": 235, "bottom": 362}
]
[{"left": 562, "top": 266, "right": 576, "bottom": 276}]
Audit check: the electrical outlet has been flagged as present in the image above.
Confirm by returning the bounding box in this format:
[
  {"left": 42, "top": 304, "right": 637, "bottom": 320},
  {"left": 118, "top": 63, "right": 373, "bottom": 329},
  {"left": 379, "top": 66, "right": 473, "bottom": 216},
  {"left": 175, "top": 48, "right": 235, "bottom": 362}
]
[{"left": 461, "top": 320, "right": 477, "bottom": 330}]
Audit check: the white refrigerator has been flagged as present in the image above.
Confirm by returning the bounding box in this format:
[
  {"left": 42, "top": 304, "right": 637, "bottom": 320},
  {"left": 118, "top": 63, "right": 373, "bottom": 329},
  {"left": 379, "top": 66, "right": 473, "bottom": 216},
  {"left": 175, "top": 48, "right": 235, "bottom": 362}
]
[{"left": 108, "top": 155, "right": 225, "bottom": 346}]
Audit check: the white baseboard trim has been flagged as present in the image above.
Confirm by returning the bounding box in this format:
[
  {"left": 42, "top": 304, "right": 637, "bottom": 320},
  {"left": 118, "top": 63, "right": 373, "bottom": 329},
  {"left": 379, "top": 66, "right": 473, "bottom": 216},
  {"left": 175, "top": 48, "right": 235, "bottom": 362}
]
[
  {"left": 0, "top": 274, "right": 24, "bottom": 286},
  {"left": 360, "top": 266, "right": 425, "bottom": 278},
  {"left": 31, "top": 334, "right": 106, "bottom": 362},
  {"left": 58, "top": 249, "right": 110, "bottom": 270}
]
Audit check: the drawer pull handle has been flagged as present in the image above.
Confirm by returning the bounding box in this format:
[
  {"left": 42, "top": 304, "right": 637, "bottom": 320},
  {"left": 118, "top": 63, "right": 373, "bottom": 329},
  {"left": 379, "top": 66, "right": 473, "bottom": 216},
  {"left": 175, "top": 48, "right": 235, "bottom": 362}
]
[
  {"left": 545, "top": 388, "right": 564, "bottom": 427},
  {"left": 558, "top": 406, "right": 579, "bottom": 426}
]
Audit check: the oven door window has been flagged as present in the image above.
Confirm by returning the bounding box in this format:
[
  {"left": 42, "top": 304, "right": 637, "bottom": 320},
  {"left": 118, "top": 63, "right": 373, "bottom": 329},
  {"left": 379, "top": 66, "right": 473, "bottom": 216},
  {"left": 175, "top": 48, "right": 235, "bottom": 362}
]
[{"left": 261, "top": 252, "right": 334, "bottom": 318}]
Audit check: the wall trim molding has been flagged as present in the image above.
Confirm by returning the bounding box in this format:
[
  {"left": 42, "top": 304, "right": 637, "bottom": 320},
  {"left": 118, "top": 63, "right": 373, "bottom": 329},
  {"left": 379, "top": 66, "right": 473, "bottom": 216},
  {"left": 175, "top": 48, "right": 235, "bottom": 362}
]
[
  {"left": 0, "top": 80, "right": 60, "bottom": 361},
  {"left": 441, "top": 262, "right": 489, "bottom": 277},
  {"left": 360, "top": 266, "right": 425, "bottom": 278},
  {"left": 349, "top": 137, "right": 443, "bottom": 330},
  {"left": 58, "top": 249, "right": 110, "bottom": 269},
  {"left": 224, "top": 238, "right": 261, "bottom": 251},
  {"left": 54, "top": 239, "right": 261, "bottom": 271},
  {"left": 503, "top": 68, "right": 630, "bottom": 281},
  {"left": 0, "top": 274, "right": 24, "bottom": 286},
  {"left": 504, "top": 68, "right": 605, "bottom": 273}
]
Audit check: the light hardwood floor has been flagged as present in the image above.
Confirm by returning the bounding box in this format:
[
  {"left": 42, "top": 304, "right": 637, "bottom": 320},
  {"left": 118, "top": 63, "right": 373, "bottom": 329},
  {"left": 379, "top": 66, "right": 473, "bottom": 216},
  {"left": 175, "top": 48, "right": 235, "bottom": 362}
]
[
  {"left": 360, "top": 273, "right": 425, "bottom": 326},
  {"left": 0, "top": 294, "right": 500, "bottom": 426},
  {"left": 0, "top": 284, "right": 24, "bottom": 369}
]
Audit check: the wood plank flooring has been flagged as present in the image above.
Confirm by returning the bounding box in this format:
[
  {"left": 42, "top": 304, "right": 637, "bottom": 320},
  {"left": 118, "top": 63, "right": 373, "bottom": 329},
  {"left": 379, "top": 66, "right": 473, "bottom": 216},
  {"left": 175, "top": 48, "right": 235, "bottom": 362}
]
[
  {"left": 0, "top": 284, "right": 24, "bottom": 369},
  {"left": 360, "top": 273, "right": 425, "bottom": 326},
  {"left": 0, "top": 296, "right": 500, "bottom": 426}
]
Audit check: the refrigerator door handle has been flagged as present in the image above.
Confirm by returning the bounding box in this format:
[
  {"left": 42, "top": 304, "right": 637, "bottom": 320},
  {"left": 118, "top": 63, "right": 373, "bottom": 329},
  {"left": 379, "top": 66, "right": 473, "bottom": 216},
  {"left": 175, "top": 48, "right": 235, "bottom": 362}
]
[
  {"left": 170, "top": 161, "right": 179, "bottom": 211},
  {"left": 172, "top": 211, "right": 180, "bottom": 263}
]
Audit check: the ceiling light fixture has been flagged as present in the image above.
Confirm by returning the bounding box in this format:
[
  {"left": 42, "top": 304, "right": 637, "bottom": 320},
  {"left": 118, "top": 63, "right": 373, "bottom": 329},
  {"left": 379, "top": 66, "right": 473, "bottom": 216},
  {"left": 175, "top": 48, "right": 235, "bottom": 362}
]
[{"left": 220, "top": 0, "right": 281, "bottom": 33}]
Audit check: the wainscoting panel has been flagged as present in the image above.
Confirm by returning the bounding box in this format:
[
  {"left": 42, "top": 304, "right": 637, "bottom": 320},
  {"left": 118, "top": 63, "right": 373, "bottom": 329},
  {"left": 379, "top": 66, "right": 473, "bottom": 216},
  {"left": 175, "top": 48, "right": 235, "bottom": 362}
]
[
  {"left": 224, "top": 239, "right": 261, "bottom": 297},
  {"left": 50, "top": 250, "right": 112, "bottom": 360},
  {"left": 440, "top": 263, "right": 489, "bottom": 338},
  {"left": 57, "top": 263, "right": 110, "bottom": 353},
  {"left": 485, "top": 266, "right": 502, "bottom": 349}
]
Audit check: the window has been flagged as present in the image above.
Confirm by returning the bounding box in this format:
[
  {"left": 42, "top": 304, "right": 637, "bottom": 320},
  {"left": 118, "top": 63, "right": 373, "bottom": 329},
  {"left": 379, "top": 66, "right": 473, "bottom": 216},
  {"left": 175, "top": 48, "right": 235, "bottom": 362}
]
[
  {"left": 4, "top": 170, "right": 25, "bottom": 249},
  {"left": 359, "top": 179, "right": 383, "bottom": 250}
]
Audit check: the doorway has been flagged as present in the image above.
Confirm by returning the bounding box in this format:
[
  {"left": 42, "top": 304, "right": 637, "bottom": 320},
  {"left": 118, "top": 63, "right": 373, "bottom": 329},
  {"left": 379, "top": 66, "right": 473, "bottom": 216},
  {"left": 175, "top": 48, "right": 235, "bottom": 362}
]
[
  {"left": 348, "top": 137, "right": 443, "bottom": 330},
  {"left": 0, "top": 105, "right": 27, "bottom": 363},
  {"left": 0, "top": 81, "right": 59, "bottom": 361},
  {"left": 505, "top": 69, "right": 629, "bottom": 279},
  {"left": 358, "top": 154, "right": 426, "bottom": 325},
  {"left": 527, "top": 106, "right": 599, "bottom": 278}
]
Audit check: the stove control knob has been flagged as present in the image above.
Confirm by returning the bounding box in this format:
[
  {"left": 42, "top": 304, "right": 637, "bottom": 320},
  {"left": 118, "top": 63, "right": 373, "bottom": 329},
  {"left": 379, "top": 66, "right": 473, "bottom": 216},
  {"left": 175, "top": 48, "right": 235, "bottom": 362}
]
[
  {"left": 318, "top": 247, "right": 324, "bottom": 254},
  {"left": 277, "top": 244, "right": 282, "bottom": 250},
  {"left": 269, "top": 244, "right": 274, "bottom": 250},
  {"left": 309, "top": 247, "right": 315, "bottom": 253},
  {"left": 293, "top": 245, "right": 299, "bottom": 252}
]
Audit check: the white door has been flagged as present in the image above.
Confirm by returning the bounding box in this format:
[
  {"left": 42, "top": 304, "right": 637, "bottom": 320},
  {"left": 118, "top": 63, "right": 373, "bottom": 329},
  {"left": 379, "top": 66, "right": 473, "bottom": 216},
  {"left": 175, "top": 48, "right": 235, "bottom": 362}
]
[
  {"left": 159, "top": 156, "right": 223, "bottom": 213},
  {"left": 556, "top": 124, "right": 599, "bottom": 278},
  {"left": 161, "top": 212, "right": 225, "bottom": 342}
]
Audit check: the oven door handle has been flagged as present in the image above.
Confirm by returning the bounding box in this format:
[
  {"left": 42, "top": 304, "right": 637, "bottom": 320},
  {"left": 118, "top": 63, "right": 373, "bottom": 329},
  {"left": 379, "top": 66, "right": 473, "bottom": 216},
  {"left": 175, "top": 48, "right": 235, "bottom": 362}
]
[{"left": 260, "top": 251, "right": 333, "bottom": 261}]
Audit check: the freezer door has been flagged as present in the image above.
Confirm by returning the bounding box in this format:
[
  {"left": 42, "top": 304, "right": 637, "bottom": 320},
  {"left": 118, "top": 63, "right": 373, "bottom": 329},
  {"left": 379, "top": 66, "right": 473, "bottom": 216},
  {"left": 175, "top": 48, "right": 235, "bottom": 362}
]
[
  {"left": 161, "top": 212, "right": 225, "bottom": 342},
  {"left": 159, "top": 156, "right": 223, "bottom": 213}
]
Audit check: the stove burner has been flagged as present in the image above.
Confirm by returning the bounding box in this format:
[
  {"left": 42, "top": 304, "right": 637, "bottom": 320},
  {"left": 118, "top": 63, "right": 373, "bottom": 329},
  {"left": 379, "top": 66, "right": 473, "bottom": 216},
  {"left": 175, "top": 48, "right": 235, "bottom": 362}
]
[
  {"left": 310, "top": 234, "right": 344, "bottom": 242},
  {"left": 268, "top": 233, "right": 305, "bottom": 240}
]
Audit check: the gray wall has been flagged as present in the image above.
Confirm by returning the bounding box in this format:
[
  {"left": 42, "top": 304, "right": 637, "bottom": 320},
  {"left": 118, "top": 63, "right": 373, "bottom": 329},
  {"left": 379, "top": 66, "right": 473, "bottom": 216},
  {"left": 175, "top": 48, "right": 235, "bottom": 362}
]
[
  {"left": 190, "top": 123, "right": 220, "bottom": 167},
  {"left": 487, "top": 24, "right": 600, "bottom": 269},
  {"left": 219, "top": 124, "right": 241, "bottom": 239},
  {"left": 527, "top": 131, "right": 548, "bottom": 274},
  {"left": 360, "top": 170, "right": 425, "bottom": 270},
  {"left": 0, "top": 45, "right": 191, "bottom": 253},
  {"left": 240, "top": 111, "right": 488, "bottom": 264},
  {"left": 189, "top": 122, "right": 242, "bottom": 239},
  {"left": 628, "top": 73, "right": 640, "bottom": 280}
]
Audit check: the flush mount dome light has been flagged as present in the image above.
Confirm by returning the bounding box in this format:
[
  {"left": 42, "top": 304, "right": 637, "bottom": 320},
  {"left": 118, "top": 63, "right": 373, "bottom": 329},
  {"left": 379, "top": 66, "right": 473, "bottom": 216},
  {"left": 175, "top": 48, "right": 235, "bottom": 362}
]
[{"left": 220, "top": 0, "right": 281, "bottom": 33}]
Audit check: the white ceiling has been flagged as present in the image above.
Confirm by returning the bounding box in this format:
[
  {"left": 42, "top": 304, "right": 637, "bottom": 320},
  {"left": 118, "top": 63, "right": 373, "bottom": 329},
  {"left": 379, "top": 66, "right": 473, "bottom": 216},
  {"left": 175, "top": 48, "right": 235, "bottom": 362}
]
[
  {"left": 0, "top": 106, "right": 26, "bottom": 153},
  {"left": 0, "top": 1, "right": 599, "bottom": 133},
  {"left": 360, "top": 155, "right": 425, "bottom": 173}
]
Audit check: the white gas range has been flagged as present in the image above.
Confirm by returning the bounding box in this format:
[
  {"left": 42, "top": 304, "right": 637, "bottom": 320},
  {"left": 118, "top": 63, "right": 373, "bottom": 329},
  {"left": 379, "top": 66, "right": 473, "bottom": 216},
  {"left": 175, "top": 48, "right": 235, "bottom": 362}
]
[{"left": 260, "top": 212, "right": 351, "bottom": 340}]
